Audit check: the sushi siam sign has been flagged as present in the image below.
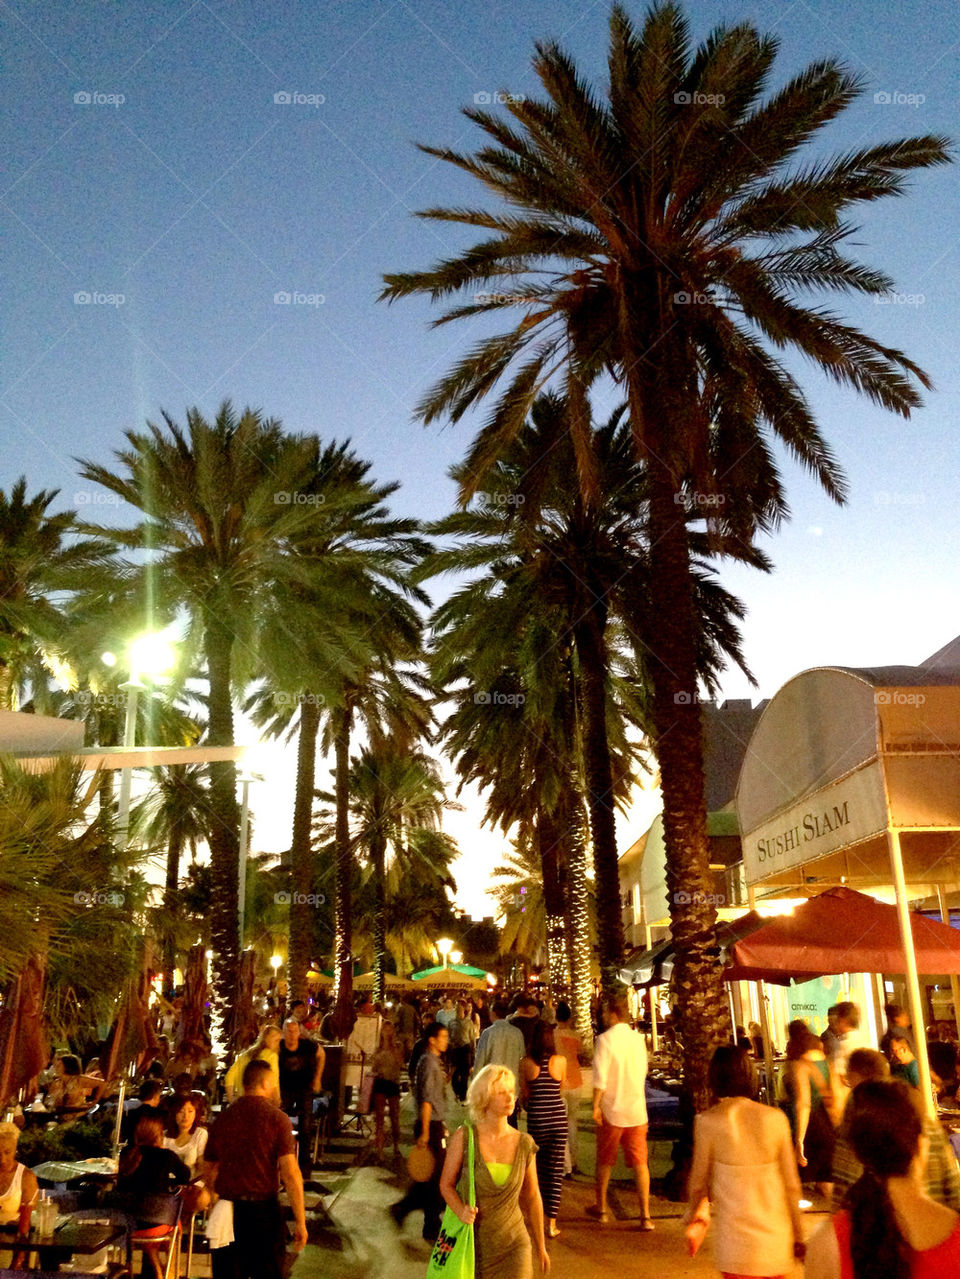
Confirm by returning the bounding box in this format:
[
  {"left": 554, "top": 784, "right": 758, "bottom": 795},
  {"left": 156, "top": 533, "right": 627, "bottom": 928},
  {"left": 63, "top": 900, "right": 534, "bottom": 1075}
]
[{"left": 743, "top": 762, "right": 889, "bottom": 883}]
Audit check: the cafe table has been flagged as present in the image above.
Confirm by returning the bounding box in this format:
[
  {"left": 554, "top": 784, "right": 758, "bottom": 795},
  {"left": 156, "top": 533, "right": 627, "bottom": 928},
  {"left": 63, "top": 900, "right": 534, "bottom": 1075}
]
[
  {"left": 0, "top": 1217, "right": 125, "bottom": 1269},
  {"left": 29, "top": 1158, "right": 118, "bottom": 1185}
]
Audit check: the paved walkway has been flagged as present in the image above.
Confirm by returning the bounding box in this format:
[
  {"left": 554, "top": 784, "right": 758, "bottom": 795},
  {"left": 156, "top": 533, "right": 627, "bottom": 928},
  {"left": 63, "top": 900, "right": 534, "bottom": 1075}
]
[{"left": 284, "top": 1079, "right": 823, "bottom": 1278}]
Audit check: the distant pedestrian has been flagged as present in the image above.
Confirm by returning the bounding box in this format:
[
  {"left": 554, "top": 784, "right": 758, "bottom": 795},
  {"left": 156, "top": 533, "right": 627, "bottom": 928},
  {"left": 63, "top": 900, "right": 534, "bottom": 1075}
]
[
  {"left": 553, "top": 1001, "right": 583, "bottom": 1175},
  {"left": 782, "top": 1020, "right": 840, "bottom": 1198},
  {"left": 587, "top": 992, "right": 652, "bottom": 1229},
  {"left": 521, "top": 1019, "right": 567, "bottom": 1238},
  {"left": 391, "top": 1021, "right": 449, "bottom": 1242},
  {"left": 370, "top": 1021, "right": 404, "bottom": 1161},
  {"left": 201, "top": 1059, "right": 307, "bottom": 1279},
  {"left": 474, "top": 1000, "right": 526, "bottom": 1128}
]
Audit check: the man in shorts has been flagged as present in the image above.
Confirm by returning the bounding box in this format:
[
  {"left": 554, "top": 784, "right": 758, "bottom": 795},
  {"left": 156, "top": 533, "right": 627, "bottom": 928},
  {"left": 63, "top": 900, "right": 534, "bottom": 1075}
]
[{"left": 588, "top": 993, "right": 652, "bottom": 1229}]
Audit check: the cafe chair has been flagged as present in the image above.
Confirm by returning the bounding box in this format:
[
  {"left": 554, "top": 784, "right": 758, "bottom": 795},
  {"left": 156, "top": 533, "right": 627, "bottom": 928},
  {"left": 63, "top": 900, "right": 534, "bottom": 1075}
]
[{"left": 129, "top": 1193, "right": 183, "bottom": 1279}]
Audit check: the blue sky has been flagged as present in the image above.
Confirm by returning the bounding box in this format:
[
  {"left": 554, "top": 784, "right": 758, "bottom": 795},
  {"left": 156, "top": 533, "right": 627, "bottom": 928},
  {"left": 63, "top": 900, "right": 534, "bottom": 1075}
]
[{"left": 3, "top": 1, "right": 957, "bottom": 915}]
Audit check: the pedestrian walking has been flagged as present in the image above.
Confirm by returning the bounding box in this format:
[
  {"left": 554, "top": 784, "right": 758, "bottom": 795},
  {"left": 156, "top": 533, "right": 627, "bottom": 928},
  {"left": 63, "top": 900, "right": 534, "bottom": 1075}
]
[
  {"left": 587, "top": 992, "right": 652, "bottom": 1229},
  {"left": 553, "top": 1001, "right": 583, "bottom": 1175},
  {"left": 781, "top": 1020, "right": 840, "bottom": 1198},
  {"left": 391, "top": 1021, "right": 449, "bottom": 1242},
  {"left": 277, "top": 1017, "right": 324, "bottom": 1178},
  {"left": 474, "top": 999, "right": 526, "bottom": 1128},
  {"left": 439, "top": 1064, "right": 550, "bottom": 1277},
  {"left": 370, "top": 1021, "right": 404, "bottom": 1161},
  {"left": 521, "top": 1019, "right": 567, "bottom": 1238},
  {"left": 201, "top": 1058, "right": 307, "bottom": 1279},
  {"left": 685, "top": 1046, "right": 805, "bottom": 1275},
  {"left": 805, "top": 1081, "right": 960, "bottom": 1278}
]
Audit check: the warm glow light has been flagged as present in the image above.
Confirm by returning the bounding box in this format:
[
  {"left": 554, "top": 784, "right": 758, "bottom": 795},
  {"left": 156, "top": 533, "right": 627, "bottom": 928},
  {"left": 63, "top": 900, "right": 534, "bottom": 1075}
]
[
  {"left": 204, "top": 949, "right": 213, "bottom": 960},
  {"left": 101, "top": 651, "right": 117, "bottom": 667},
  {"left": 450, "top": 950, "right": 462, "bottom": 966},
  {"left": 128, "top": 631, "right": 177, "bottom": 679},
  {"left": 486, "top": 973, "right": 496, "bottom": 986},
  {"left": 437, "top": 937, "right": 453, "bottom": 959},
  {"left": 270, "top": 954, "right": 283, "bottom": 971}
]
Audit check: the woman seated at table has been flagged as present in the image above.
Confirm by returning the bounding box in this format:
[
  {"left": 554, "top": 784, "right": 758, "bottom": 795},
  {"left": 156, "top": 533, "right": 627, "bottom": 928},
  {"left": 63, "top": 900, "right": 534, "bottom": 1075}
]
[
  {"left": 0, "top": 1121, "right": 39, "bottom": 1266},
  {"left": 114, "top": 1114, "right": 189, "bottom": 1278},
  {"left": 162, "top": 1095, "right": 211, "bottom": 1216},
  {"left": 44, "top": 1053, "right": 96, "bottom": 1111}
]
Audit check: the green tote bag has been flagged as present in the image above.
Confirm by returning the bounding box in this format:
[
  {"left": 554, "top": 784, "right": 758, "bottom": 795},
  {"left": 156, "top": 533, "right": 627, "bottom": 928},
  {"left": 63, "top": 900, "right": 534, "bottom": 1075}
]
[{"left": 426, "top": 1124, "right": 476, "bottom": 1278}]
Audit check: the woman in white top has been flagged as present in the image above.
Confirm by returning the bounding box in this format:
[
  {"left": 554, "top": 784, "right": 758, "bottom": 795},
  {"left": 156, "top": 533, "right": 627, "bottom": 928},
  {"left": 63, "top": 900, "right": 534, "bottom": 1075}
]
[
  {"left": 0, "top": 1120, "right": 39, "bottom": 1265},
  {"left": 163, "top": 1096, "right": 208, "bottom": 1174},
  {"left": 685, "top": 1046, "right": 805, "bottom": 1278}
]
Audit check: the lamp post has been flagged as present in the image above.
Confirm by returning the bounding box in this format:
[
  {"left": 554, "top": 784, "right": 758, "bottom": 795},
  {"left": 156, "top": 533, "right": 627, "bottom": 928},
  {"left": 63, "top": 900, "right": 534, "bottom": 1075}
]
[
  {"left": 237, "top": 771, "right": 264, "bottom": 946},
  {"left": 437, "top": 937, "right": 453, "bottom": 969},
  {"left": 112, "top": 632, "right": 176, "bottom": 851}
]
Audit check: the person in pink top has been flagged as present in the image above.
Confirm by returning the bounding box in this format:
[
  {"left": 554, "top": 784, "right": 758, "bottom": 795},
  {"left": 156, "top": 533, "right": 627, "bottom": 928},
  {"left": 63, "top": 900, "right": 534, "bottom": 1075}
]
[
  {"left": 553, "top": 1001, "right": 583, "bottom": 1175},
  {"left": 587, "top": 993, "right": 651, "bottom": 1229},
  {"left": 805, "top": 1081, "right": 960, "bottom": 1279}
]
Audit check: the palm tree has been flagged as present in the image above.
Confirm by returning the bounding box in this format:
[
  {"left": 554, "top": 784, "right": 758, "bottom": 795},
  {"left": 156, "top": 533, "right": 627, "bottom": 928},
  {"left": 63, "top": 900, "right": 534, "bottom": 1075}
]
[
  {"left": 245, "top": 440, "right": 432, "bottom": 1003},
  {"left": 0, "top": 478, "right": 116, "bottom": 710},
  {"left": 78, "top": 403, "right": 337, "bottom": 1034},
  {"left": 381, "top": 1, "right": 950, "bottom": 1103},
  {"left": 346, "top": 742, "right": 458, "bottom": 1001}
]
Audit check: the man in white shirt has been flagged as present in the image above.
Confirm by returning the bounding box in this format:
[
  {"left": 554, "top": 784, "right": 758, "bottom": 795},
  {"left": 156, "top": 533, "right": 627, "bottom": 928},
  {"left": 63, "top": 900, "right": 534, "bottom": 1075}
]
[{"left": 588, "top": 993, "right": 652, "bottom": 1228}]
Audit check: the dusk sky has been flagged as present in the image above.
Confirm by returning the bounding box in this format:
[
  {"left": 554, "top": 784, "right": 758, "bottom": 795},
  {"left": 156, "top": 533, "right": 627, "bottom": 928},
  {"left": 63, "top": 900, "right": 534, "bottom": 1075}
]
[{"left": 3, "top": 1, "right": 957, "bottom": 917}]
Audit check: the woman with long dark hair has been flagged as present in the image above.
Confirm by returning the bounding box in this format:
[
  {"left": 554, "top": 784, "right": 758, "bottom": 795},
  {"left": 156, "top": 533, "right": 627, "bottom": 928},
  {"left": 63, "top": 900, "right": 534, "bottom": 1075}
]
[
  {"left": 781, "top": 1019, "right": 840, "bottom": 1197},
  {"left": 805, "top": 1081, "right": 960, "bottom": 1278},
  {"left": 520, "top": 1018, "right": 567, "bottom": 1238}
]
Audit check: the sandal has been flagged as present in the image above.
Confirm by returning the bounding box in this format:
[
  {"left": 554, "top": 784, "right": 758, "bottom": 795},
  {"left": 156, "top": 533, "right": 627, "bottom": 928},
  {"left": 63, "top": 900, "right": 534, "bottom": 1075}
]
[{"left": 585, "top": 1204, "right": 609, "bottom": 1223}]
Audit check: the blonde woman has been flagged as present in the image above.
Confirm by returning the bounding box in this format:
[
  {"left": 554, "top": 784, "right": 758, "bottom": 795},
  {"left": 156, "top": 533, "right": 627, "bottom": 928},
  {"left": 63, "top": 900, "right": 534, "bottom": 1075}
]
[
  {"left": 223, "top": 1024, "right": 282, "bottom": 1103},
  {"left": 439, "top": 1064, "right": 550, "bottom": 1278},
  {"left": 0, "top": 1121, "right": 38, "bottom": 1266}
]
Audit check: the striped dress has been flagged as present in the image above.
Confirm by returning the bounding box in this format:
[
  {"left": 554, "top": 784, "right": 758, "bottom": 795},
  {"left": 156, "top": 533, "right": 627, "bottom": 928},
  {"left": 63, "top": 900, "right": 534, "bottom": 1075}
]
[{"left": 525, "top": 1052, "right": 567, "bottom": 1219}]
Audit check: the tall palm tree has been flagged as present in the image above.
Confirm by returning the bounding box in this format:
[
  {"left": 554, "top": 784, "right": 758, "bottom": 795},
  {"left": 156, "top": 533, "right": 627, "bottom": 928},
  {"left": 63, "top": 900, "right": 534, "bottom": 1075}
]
[
  {"left": 246, "top": 440, "right": 431, "bottom": 1004},
  {"left": 78, "top": 403, "right": 337, "bottom": 1034},
  {"left": 0, "top": 478, "right": 115, "bottom": 710},
  {"left": 382, "top": 1, "right": 950, "bottom": 1103},
  {"left": 346, "top": 742, "right": 458, "bottom": 1002}
]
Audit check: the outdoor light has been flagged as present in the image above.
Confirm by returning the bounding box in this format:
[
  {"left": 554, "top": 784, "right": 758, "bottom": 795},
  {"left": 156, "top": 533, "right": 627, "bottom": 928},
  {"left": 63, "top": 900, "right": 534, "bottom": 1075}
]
[
  {"left": 115, "top": 628, "right": 179, "bottom": 852},
  {"left": 270, "top": 954, "right": 283, "bottom": 972},
  {"left": 437, "top": 937, "right": 453, "bottom": 967},
  {"left": 128, "top": 631, "right": 177, "bottom": 680},
  {"left": 450, "top": 950, "right": 463, "bottom": 966},
  {"left": 101, "top": 651, "right": 117, "bottom": 667}
]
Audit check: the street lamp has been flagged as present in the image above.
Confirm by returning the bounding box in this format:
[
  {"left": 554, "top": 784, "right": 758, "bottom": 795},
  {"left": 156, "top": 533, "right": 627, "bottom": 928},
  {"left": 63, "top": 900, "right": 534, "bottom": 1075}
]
[
  {"left": 450, "top": 950, "right": 463, "bottom": 967},
  {"left": 437, "top": 937, "right": 453, "bottom": 969},
  {"left": 114, "top": 631, "right": 176, "bottom": 851}
]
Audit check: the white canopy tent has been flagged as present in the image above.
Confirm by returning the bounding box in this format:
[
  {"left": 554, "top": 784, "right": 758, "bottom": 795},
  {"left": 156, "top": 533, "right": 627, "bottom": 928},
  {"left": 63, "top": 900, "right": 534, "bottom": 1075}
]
[{"left": 736, "top": 658, "right": 960, "bottom": 1114}]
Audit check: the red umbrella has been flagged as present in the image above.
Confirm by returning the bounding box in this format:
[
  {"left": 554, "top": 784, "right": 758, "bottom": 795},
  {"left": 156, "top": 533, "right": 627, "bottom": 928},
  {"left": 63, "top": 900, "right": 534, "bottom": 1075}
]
[
  {"left": 178, "top": 943, "right": 208, "bottom": 1047},
  {"left": 726, "top": 886, "right": 960, "bottom": 982},
  {"left": 0, "top": 954, "right": 49, "bottom": 1105},
  {"left": 101, "top": 942, "right": 159, "bottom": 1084}
]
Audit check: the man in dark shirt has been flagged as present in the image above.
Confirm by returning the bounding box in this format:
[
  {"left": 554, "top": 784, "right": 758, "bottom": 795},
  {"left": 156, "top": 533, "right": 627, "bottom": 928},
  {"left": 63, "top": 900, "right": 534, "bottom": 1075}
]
[
  {"left": 277, "top": 1017, "right": 324, "bottom": 1177},
  {"left": 119, "top": 1079, "right": 164, "bottom": 1144},
  {"left": 201, "top": 1058, "right": 307, "bottom": 1279},
  {"left": 507, "top": 994, "right": 541, "bottom": 1053},
  {"left": 391, "top": 1021, "right": 448, "bottom": 1242}
]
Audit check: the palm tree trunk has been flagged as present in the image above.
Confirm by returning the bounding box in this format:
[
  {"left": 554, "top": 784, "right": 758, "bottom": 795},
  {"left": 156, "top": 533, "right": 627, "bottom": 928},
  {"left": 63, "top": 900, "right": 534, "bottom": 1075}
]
[
  {"left": 289, "top": 696, "right": 321, "bottom": 1004},
  {"left": 203, "top": 614, "right": 241, "bottom": 1046},
  {"left": 331, "top": 704, "right": 354, "bottom": 1036},
  {"left": 573, "top": 605, "right": 624, "bottom": 997},
  {"left": 641, "top": 452, "right": 729, "bottom": 1111},
  {"left": 163, "top": 828, "right": 184, "bottom": 995},
  {"left": 536, "top": 805, "right": 568, "bottom": 999},
  {"left": 561, "top": 790, "right": 593, "bottom": 1049},
  {"left": 371, "top": 830, "right": 387, "bottom": 1004}
]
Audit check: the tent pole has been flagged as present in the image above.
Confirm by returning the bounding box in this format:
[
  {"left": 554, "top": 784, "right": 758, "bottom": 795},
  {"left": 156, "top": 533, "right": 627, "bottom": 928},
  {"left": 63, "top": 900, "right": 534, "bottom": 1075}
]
[
  {"left": 728, "top": 985, "right": 738, "bottom": 1040},
  {"left": 888, "top": 829, "right": 935, "bottom": 1119},
  {"left": 756, "top": 979, "right": 776, "bottom": 1107},
  {"left": 650, "top": 987, "right": 659, "bottom": 1054},
  {"left": 935, "top": 884, "right": 960, "bottom": 1043}
]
